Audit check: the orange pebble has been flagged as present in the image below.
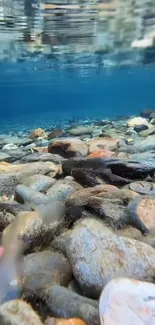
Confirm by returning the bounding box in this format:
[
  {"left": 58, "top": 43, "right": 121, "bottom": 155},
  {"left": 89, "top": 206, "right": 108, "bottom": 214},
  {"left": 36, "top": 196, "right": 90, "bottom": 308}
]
[
  {"left": 45, "top": 318, "right": 87, "bottom": 325},
  {"left": 88, "top": 150, "right": 115, "bottom": 158}
]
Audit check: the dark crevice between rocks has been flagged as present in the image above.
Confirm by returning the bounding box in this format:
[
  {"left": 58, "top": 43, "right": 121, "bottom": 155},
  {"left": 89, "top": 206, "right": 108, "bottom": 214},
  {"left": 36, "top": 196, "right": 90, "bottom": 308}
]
[{"left": 23, "top": 293, "right": 53, "bottom": 323}]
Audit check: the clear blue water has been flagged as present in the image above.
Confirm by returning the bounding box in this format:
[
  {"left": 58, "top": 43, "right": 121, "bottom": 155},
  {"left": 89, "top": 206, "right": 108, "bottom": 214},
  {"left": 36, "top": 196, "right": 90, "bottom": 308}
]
[{"left": 1, "top": 61, "right": 155, "bottom": 132}]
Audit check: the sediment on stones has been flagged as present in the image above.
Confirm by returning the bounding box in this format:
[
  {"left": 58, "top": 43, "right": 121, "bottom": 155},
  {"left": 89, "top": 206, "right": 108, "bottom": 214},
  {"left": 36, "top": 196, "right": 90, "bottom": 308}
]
[
  {"left": 84, "top": 197, "right": 126, "bottom": 229},
  {"left": 0, "top": 212, "right": 15, "bottom": 232},
  {"left": 21, "top": 219, "right": 68, "bottom": 255}
]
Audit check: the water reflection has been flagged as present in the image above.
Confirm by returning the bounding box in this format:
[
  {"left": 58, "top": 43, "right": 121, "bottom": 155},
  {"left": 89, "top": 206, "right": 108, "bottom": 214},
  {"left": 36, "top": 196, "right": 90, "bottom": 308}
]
[{"left": 0, "top": 0, "right": 155, "bottom": 64}]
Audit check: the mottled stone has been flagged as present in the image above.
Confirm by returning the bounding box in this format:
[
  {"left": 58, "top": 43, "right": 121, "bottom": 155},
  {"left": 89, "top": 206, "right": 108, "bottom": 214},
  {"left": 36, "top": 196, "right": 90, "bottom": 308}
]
[
  {"left": 23, "top": 174, "right": 56, "bottom": 192},
  {"left": 127, "top": 196, "right": 155, "bottom": 233},
  {"left": 0, "top": 299, "right": 43, "bottom": 325},
  {"left": 47, "top": 180, "right": 82, "bottom": 201},
  {"left": 29, "top": 128, "right": 47, "bottom": 139},
  {"left": 99, "top": 278, "right": 155, "bottom": 325},
  {"left": 48, "top": 138, "right": 88, "bottom": 158},
  {"left": 23, "top": 251, "right": 72, "bottom": 295},
  {"left": 66, "top": 218, "right": 155, "bottom": 298},
  {"left": 87, "top": 138, "right": 119, "bottom": 154}
]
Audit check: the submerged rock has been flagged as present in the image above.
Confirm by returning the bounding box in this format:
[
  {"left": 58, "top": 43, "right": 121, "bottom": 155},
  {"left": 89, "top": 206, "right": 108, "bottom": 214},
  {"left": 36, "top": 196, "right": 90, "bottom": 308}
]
[
  {"left": 0, "top": 299, "right": 43, "bottom": 325},
  {"left": 119, "top": 135, "right": 155, "bottom": 153},
  {"left": 2, "top": 207, "right": 65, "bottom": 254},
  {"left": 134, "top": 124, "right": 148, "bottom": 133},
  {"left": 140, "top": 108, "right": 155, "bottom": 118},
  {"left": 62, "top": 157, "right": 155, "bottom": 180},
  {"left": 23, "top": 174, "right": 56, "bottom": 192},
  {"left": 29, "top": 128, "right": 47, "bottom": 139},
  {"left": 139, "top": 126, "right": 155, "bottom": 137},
  {"left": 87, "top": 150, "right": 115, "bottom": 159},
  {"left": 47, "top": 179, "right": 82, "bottom": 201},
  {"left": 0, "top": 136, "right": 32, "bottom": 146},
  {"left": 23, "top": 251, "right": 72, "bottom": 296},
  {"left": 66, "top": 218, "right": 155, "bottom": 298},
  {"left": 66, "top": 185, "right": 120, "bottom": 207},
  {"left": 88, "top": 138, "right": 119, "bottom": 153},
  {"left": 15, "top": 185, "right": 49, "bottom": 206},
  {"left": 0, "top": 211, "right": 15, "bottom": 231},
  {"left": 69, "top": 126, "right": 93, "bottom": 136},
  {"left": 0, "top": 152, "right": 11, "bottom": 162},
  {"left": 48, "top": 138, "right": 88, "bottom": 158},
  {"left": 20, "top": 152, "right": 65, "bottom": 164},
  {"left": 44, "top": 285, "right": 99, "bottom": 325},
  {"left": 129, "top": 181, "right": 155, "bottom": 194},
  {"left": 126, "top": 196, "right": 155, "bottom": 233},
  {"left": 85, "top": 196, "right": 126, "bottom": 227},
  {"left": 0, "top": 201, "right": 31, "bottom": 216},
  {"left": 99, "top": 278, "right": 155, "bottom": 325},
  {"left": 45, "top": 318, "right": 87, "bottom": 325},
  {"left": 0, "top": 161, "right": 60, "bottom": 176},
  {"left": 2, "top": 144, "right": 18, "bottom": 151},
  {"left": 127, "top": 117, "right": 150, "bottom": 128},
  {"left": 71, "top": 168, "right": 103, "bottom": 187},
  {"left": 48, "top": 129, "right": 64, "bottom": 139}
]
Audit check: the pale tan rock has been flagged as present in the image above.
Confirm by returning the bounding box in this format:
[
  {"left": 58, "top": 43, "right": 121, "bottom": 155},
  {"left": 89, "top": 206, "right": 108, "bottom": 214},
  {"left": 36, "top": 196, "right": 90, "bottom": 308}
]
[
  {"left": 0, "top": 161, "right": 60, "bottom": 177},
  {"left": 87, "top": 138, "right": 120, "bottom": 154},
  {"left": 69, "top": 126, "right": 93, "bottom": 136},
  {"left": 99, "top": 278, "right": 155, "bottom": 325},
  {"left": 0, "top": 299, "right": 43, "bottom": 325},
  {"left": 127, "top": 117, "right": 150, "bottom": 128},
  {"left": 29, "top": 128, "right": 47, "bottom": 139}
]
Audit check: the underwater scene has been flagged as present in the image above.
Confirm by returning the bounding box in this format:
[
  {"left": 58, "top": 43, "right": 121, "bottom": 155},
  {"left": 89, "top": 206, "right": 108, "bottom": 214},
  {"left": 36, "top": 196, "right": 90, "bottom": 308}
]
[{"left": 0, "top": 0, "right": 155, "bottom": 324}]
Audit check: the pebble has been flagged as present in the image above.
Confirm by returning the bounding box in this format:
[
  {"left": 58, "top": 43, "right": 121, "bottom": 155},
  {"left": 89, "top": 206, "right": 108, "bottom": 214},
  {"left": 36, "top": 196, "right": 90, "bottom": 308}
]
[
  {"left": 22, "top": 251, "right": 72, "bottom": 295},
  {"left": 129, "top": 181, "right": 155, "bottom": 194},
  {"left": 44, "top": 285, "right": 99, "bottom": 325},
  {"left": 69, "top": 126, "right": 93, "bottom": 136},
  {"left": 22, "top": 174, "right": 56, "bottom": 192},
  {"left": 87, "top": 150, "right": 115, "bottom": 158},
  {"left": 99, "top": 278, "right": 155, "bottom": 325},
  {"left": 0, "top": 152, "right": 10, "bottom": 162},
  {"left": 127, "top": 196, "right": 155, "bottom": 233},
  {"left": 48, "top": 138, "right": 88, "bottom": 158},
  {"left": 66, "top": 218, "right": 155, "bottom": 298},
  {"left": 48, "top": 129, "right": 64, "bottom": 139},
  {"left": 134, "top": 124, "right": 148, "bottom": 133},
  {"left": 127, "top": 117, "right": 150, "bottom": 128},
  {"left": 140, "top": 108, "right": 155, "bottom": 118},
  {"left": 2, "top": 143, "right": 18, "bottom": 151},
  {"left": 29, "top": 128, "right": 47, "bottom": 139},
  {"left": 0, "top": 299, "right": 43, "bottom": 325},
  {"left": 45, "top": 318, "right": 87, "bottom": 325},
  {"left": 87, "top": 137, "right": 120, "bottom": 153},
  {"left": 15, "top": 184, "right": 49, "bottom": 206},
  {"left": 46, "top": 179, "right": 82, "bottom": 201},
  {"left": 1, "top": 114, "right": 155, "bottom": 324}
]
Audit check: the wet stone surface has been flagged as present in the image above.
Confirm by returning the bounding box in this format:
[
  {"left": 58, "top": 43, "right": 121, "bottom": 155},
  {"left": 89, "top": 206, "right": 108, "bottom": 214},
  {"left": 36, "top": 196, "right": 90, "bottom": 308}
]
[{"left": 0, "top": 114, "right": 155, "bottom": 324}]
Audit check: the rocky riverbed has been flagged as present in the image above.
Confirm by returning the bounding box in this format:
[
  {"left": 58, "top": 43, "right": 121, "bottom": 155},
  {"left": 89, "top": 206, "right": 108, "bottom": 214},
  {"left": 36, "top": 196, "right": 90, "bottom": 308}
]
[{"left": 0, "top": 110, "right": 155, "bottom": 325}]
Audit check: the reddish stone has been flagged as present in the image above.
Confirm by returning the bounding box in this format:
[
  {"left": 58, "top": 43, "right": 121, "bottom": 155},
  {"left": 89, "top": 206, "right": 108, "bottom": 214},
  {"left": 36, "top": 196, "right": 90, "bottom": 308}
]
[{"left": 87, "top": 150, "right": 115, "bottom": 158}]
